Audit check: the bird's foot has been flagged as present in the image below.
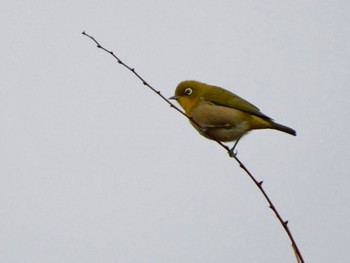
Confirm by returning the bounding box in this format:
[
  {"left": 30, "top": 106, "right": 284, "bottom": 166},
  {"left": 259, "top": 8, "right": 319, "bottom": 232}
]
[
  {"left": 228, "top": 138, "right": 241, "bottom": 158},
  {"left": 228, "top": 148, "right": 238, "bottom": 158}
]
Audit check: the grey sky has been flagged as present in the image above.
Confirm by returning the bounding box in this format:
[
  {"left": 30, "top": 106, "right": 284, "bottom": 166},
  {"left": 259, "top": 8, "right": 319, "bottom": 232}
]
[{"left": 1, "top": 1, "right": 349, "bottom": 262}]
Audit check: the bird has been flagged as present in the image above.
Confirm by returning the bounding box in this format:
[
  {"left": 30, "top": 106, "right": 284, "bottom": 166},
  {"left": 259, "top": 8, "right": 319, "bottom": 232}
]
[{"left": 170, "top": 80, "right": 296, "bottom": 148}]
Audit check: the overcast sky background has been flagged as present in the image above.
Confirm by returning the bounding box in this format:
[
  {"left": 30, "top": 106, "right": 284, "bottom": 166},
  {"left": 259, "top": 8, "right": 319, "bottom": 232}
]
[{"left": 1, "top": 1, "right": 349, "bottom": 262}]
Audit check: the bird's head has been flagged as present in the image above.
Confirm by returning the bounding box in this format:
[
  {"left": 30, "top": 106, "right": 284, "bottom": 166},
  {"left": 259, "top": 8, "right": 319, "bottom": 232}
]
[{"left": 169, "top": 80, "right": 207, "bottom": 113}]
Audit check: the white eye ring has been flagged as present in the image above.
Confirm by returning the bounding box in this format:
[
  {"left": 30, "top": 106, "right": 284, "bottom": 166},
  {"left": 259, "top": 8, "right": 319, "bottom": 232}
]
[{"left": 184, "top": 88, "right": 193, "bottom": 96}]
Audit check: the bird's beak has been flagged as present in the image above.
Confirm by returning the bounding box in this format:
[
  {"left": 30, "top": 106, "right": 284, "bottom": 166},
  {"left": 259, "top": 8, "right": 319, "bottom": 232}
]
[{"left": 169, "top": 95, "right": 179, "bottom": 100}]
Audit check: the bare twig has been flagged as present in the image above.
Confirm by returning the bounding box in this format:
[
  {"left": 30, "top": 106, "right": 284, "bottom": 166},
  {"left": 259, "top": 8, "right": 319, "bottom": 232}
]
[{"left": 82, "top": 31, "right": 304, "bottom": 263}]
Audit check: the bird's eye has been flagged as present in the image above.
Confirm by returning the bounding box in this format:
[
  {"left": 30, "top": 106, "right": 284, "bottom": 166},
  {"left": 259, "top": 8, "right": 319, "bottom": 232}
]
[{"left": 184, "top": 88, "right": 193, "bottom": 96}]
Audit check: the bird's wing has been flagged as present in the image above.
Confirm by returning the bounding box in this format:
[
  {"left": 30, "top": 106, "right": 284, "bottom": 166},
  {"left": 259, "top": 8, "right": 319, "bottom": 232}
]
[{"left": 203, "top": 87, "right": 273, "bottom": 121}]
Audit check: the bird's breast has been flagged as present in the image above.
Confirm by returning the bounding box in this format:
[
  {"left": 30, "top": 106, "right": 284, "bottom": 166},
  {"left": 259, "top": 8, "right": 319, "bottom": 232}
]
[{"left": 188, "top": 101, "right": 252, "bottom": 142}]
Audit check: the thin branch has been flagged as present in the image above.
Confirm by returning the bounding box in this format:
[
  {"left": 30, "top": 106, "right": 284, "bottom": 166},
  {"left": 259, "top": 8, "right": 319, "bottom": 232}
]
[{"left": 82, "top": 31, "right": 304, "bottom": 263}]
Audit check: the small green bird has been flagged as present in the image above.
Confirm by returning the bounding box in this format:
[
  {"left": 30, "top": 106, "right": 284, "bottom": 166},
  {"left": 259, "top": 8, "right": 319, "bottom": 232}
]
[{"left": 170, "top": 80, "right": 296, "bottom": 143}]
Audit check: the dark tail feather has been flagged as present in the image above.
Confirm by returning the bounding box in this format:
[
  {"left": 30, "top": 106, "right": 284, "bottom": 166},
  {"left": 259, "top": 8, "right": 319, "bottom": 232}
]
[{"left": 272, "top": 122, "right": 296, "bottom": 136}]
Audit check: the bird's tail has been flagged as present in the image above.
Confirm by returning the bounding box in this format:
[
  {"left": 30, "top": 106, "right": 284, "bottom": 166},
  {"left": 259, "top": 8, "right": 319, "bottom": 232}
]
[{"left": 271, "top": 122, "right": 296, "bottom": 136}]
